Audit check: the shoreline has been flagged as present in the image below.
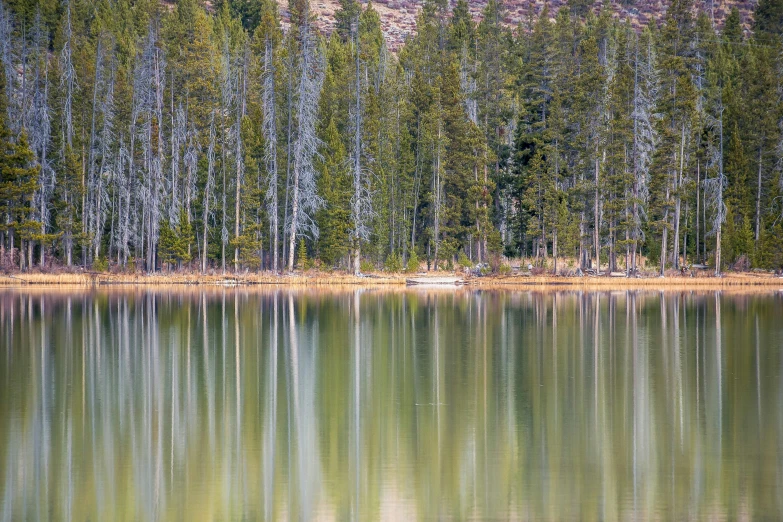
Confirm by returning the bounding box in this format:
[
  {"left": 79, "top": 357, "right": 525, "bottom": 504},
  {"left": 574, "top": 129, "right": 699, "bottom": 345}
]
[{"left": 1, "top": 270, "right": 782, "bottom": 289}]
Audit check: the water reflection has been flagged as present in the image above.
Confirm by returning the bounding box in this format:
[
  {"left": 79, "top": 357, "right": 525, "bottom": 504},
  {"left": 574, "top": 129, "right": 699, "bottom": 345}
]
[{"left": 1, "top": 288, "right": 782, "bottom": 521}]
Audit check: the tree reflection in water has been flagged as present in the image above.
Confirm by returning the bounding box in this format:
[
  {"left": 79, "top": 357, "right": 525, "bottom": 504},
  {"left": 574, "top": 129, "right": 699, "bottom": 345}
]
[{"left": 1, "top": 287, "right": 781, "bottom": 521}]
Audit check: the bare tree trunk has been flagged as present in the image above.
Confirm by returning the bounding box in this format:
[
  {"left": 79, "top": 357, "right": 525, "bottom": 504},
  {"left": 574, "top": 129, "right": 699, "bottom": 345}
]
[
  {"left": 579, "top": 213, "right": 585, "bottom": 271},
  {"left": 262, "top": 36, "right": 280, "bottom": 273},
  {"left": 755, "top": 146, "right": 762, "bottom": 244},
  {"left": 673, "top": 125, "right": 685, "bottom": 269},
  {"left": 715, "top": 121, "right": 724, "bottom": 277},
  {"left": 282, "top": 50, "right": 294, "bottom": 266},
  {"left": 715, "top": 216, "right": 722, "bottom": 276},
  {"left": 432, "top": 119, "right": 442, "bottom": 271},
  {"left": 594, "top": 157, "right": 600, "bottom": 273},
  {"left": 482, "top": 161, "right": 488, "bottom": 261},
  {"left": 682, "top": 203, "right": 688, "bottom": 267},
  {"left": 287, "top": 170, "right": 300, "bottom": 271},
  {"left": 660, "top": 211, "right": 669, "bottom": 277},
  {"left": 351, "top": 19, "right": 363, "bottom": 276},
  {"left": 202, "top": 116, "right": 217, "bottom": 273},
  {"left": 696, "top": 158, "right": 701, "bottom": 261},
  {"left": 234, "top": 46, "right": 248, "bottom": 272},
  {"left": 703, "top": 190, "right": 707, "bottom": 262},
  {"left": 410, "top": 117, "right": 422, "bottom": 255},
  {"left": 86, "top": 38, "right": 102, "bottom": 264}
]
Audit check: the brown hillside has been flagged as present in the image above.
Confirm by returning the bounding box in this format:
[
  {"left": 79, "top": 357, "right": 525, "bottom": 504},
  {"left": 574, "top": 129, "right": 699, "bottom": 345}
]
[{"left": 285, "top": 0, "right": 757, "bottom": 50}]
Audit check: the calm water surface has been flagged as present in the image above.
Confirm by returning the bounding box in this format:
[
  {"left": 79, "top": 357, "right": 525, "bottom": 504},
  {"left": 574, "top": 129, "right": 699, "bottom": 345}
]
[{"left": 1, "top": 287, "right": 783, "bottom": 521}]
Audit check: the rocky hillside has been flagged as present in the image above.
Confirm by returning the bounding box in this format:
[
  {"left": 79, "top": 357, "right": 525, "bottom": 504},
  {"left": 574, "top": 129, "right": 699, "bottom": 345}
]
[{"left": 294, "top": 0, "right": 758, "bottom": 50}]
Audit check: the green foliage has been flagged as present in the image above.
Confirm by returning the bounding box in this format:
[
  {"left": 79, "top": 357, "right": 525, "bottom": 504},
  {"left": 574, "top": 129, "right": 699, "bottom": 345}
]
[
  {"left": 0, "top": 130, "right": 39, "bottom": 243},
  {"left": 384, "top": 251, "right": 403, "bottom": 273},
  {"left": 406, "top": 250, "right": 420, "bottom": 273},
  {"left": 92, "top": 256, "right": 108, "bottom": 272},
  {"left": 722, "top": 210, "right": 754, "bottom": 268},
  {"left": 335, "top": 0, "right": 361, "bottom": 41},
  {"left": 296, "top": 239, "right": 308, "bottom": 270},
  {"left": 54, "top": 146, "right": 84, "bottom": 263},
  {"left": 458, "top": 251, "right": 472, "bottom": 269},
  {"left": 487, "top": 229, "right": 503, "bottom": 256},
  {"left": 0, "top": 0, "right": 779, "bottom": 277},
  {"left": 316, "top": 118, "right": 351, "bottom": 267},
  {"left": 158, "top": 209, "right": 194, "bottom": 269},
  {"left": 360, "top": 259, "right": 375, "bottom": 273},
  {"left": 755, "top": 0, "right": 783, "bottom": 41},
  {"left": 0, "top": 62, "right": 39, "bottom": 259},
  {"left": 757, "top": 223, "right": 783, "bottom": 269}
]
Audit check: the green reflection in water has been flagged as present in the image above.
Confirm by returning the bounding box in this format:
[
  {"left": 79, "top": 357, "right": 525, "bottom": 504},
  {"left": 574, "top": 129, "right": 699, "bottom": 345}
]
[{"left": 1, "top": 288, "right": 782, "bottom": 521}]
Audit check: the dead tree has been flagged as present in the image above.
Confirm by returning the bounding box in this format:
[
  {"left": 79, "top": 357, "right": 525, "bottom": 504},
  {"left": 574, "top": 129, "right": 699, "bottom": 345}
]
[
  {"left": 286, "top": 18, "right": 324, "bottom": 272},
  {"left": 262, "top": 34, "right": 280, "bottom": 272}
]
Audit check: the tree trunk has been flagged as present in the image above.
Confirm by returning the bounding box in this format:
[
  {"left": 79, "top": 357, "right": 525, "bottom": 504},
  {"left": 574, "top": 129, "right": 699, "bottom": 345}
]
[
  {"left": 660, "top": 214, "right": 668, "bottom": 277},
  {"left": 432, "top": 120, "right": 442, "bottom": 271},
  {"left": 579, "top": 211, "right": 586, "bottom": 270},
  {"left": 593, "top": 157, "right": 599, "bottom": 273},
  {"left": 287, "top": 167, "right": 300, "bottom": 272},
  {"left": 682, "top": 203, "right": 688, "bottom": 268},
  {"left": 234, "top": 48, "right": 247, "bottom": 273},
  {"left": 696, "top": 159, "right": 701, "bottom": 261},
  {"left": 715, "top": 218, "right": 722, "bottom": 276},
  {"left": 351, "top": 21, "right": 363, "bottom": 276},
  {"left": 755, "top": 146, "right": 762, "bottom": 244},
  {"left": 673, "top": 126, "right": 685, "bottom": 269}
]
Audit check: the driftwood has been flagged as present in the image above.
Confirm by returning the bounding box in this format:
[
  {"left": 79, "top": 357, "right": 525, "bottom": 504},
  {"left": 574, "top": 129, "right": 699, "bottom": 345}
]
[
  {"left": 0, "top": 273, "right": 28, "bottom": 283},
  {"left": 406, "top": 276, "right": 463, "bottom": 286}
]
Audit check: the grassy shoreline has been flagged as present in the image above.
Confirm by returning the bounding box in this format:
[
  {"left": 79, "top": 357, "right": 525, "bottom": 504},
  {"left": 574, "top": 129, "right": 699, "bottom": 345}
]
[{"left": 1, "top": 269, "right": 782, "bottom": 289}]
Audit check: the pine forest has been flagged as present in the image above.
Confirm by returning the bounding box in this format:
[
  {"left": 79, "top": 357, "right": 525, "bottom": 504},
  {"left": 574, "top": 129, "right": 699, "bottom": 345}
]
[{"left": 1, "top": 0, "right": 783, "bottom": 276}]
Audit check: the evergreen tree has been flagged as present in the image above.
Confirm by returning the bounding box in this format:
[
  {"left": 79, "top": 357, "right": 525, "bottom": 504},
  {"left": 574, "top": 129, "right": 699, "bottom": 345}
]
[
  {"left": 0, "top": 122, "right": 39, "bottom": 269},
  {"left": 754, "top": 0, "right": 783, "bottom": 41},
  {"left": 0, "top": 0, "right": 778, "bottom": 276},
  {"left": 316, "top": 117, "right": 351, "bottom": 267},
  {"left": 159, "top": 207, "right": 193, "bottom": 269}
]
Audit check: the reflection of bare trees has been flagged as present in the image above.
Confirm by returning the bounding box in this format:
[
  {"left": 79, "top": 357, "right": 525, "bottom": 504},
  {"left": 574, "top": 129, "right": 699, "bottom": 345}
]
[{"left": 0, "top": 289, "right": 782, "bottom": 520}]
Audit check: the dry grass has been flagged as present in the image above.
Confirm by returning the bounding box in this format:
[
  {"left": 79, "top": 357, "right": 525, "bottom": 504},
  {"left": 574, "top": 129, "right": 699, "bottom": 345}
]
[
  {"left": 2, "top": 268, "right": 782, "bottom": 290},
  {"left": 0, "top": 270, "right": 408, "bottom": 287},
  {"left": 469, "top": 272, "right": 783, "bottom": 289}
]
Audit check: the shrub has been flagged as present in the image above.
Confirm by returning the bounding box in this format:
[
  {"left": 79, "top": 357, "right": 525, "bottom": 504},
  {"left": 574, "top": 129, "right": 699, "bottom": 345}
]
[
  {"left": 498, "top": 264, "right": 512, "bottom": 276},
  {"left": 296, "top": 239, "right": 311, "bottom": 270},
  {"left": 488, "top": 252, "right": 502, "bottom": 273},
  {"left": 458, "top": 251, "right": 472, "bottom": 269},
  {"left": 92, "top": 256, "right": 108, "bottom": 272},
  {"left": 384, "top": 252, "right": 403, "bottom": 273},
  {"left": 360, "top": 259, "right": 375, "bottom": 273},
  {"left": 406, "top": 250, "right": 420, "bottom": 273}
]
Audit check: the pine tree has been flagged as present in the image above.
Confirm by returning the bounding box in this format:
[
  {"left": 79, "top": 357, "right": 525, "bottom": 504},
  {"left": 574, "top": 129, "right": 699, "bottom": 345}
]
[
  {"left": 54, "top": 145, "right": 83, "bottom": 267},
  {"left": 316, "top": 117, "right": 351, "bottom": 267},
  {"left": 158, "top": 207, "right": 193, "bottom": 269},
  {"left": 754, "top": 0, "right": 783, "bottom": 42},
  {"left": 0, "top": 113, "right": 39, "bottom": 269}
]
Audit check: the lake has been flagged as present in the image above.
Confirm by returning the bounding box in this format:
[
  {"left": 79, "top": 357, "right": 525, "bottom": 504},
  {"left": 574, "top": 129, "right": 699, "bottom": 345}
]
[{"left": 1, "top": 287, "right": 782, "bottom": 521}]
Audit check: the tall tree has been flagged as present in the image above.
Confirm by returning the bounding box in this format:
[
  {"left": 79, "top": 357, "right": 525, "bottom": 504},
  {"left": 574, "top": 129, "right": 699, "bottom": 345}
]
[{"left": 286, "top": 13, "right": 324, "bottom": 271}]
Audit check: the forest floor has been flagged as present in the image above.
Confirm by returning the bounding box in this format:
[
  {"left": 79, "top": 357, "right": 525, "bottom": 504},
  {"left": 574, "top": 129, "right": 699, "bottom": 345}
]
[{"left": 1, "top": 268, "right": 782, "bottom": 289}]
